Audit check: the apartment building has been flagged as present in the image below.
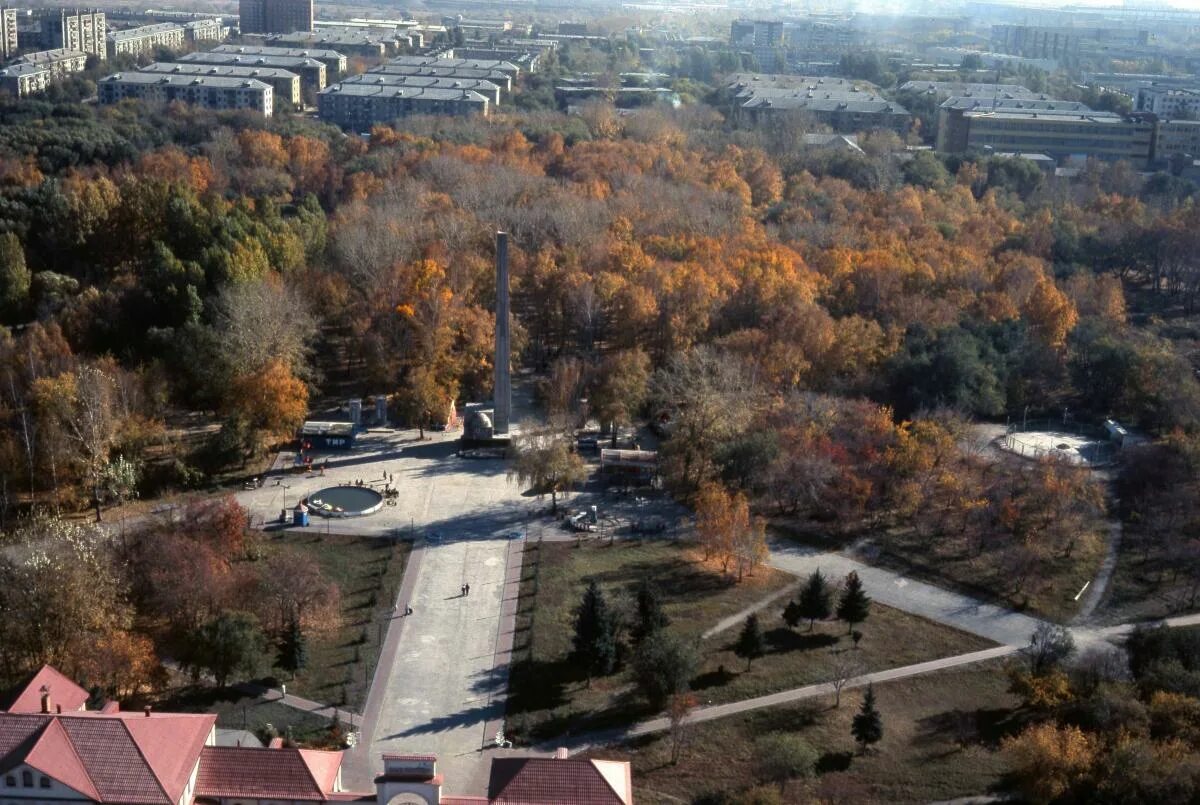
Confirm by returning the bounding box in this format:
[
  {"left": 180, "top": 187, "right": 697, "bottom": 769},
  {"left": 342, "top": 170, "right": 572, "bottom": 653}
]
[
  {"left": 1154, "top": 119, "right": 1200, "bottom": 163},
  {"left": 267, "top": 31, "right": 386, "bottom": 58},
  {"left": 213, "top": 43, "right": 344, "bottom": 77},
  {"left": 991, "top": 23, "right": 1149, "bottom": 62},
  {"left": 183, "top": 18, "right": 223, "bottom": 44},
  {"left": 107, "top": 22, "right": 184, "bottom": 60},
  {"left": 370, "top": 62, "right": 513, "bottom": 91},
  {"left": 0, "top": 62, "right": 49, "bottom": 96},
  {"left": 388, "top": 54, "right": 519, "bottom": 81},
  {"left": 318, "top": 82, "right": 488, "bottom": 128},
  {"left": 15, "top": 48, "right": 88, "bottom": 77},
  {"left": 138, "top": 61, "right": 300, "bottom": 105},
  {"left": 179, "top": 50, "right": 325, "bottom": 94},
  {"left": 899, "top": 80, "right": 1039, "bottom": 102},
  {"left": 341, "top": 72, "right": 501, "bottom": 105},
  {"left": 238, "top": 0, "right": 312, "bottom": 35},
  {"left": 99, "top": 71, "right": 273, "bottom": 115},
  {"left": 30, "top": 9, "right": 105, "bottom": 60},
  {"left": 738, "top": 94, "right": 912, "bottom": 133},
  {"left": 0, "top": 8, "right": 17, "bottom": 60}
]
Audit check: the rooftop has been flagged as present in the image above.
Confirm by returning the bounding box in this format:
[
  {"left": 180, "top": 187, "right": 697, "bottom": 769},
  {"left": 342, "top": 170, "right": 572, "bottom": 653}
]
[
  {"left": 213, "top": 44, "right": 346, "bottom": 61},
  {"left": 140, "top": 62, "right": 300, "bottom": 79},
  {"left": 108, "top": 22, "right": 182, "bottom": 40},
  {"left": 180, "top": 52, "right": 323, "bottom": 69},
  {"left": 195, "top": 746, "right": 344, "bottom": 800},
  {"left": 15, "top": 48, "right": 88, "bottom": 64},
  {"left": 344, "top": 74, "right": 499, "bottom": 91},
  {"left": 0, "top": 666, "right": 90, "bottom": 714},
  {"left": 102, "top": 72, "right": 272, "bottom": 90},
  {"left": 320, "top": 83, "right": 489, "bottom": 102}
]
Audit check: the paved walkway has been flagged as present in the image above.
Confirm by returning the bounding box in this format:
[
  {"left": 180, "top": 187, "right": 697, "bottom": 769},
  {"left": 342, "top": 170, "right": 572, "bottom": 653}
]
[{"left": 768, "top": 540, "right": 1049, "bottom": 647}]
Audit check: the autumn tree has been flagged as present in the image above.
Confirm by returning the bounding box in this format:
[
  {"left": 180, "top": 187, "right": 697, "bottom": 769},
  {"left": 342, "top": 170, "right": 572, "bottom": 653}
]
[
  {"left": 694, "top": 481, "right": 761, "bottom": 579},
  {"left": 509, "top": 424, "right": 588, "bottom": 514},
  {"left": 1002, "top": 723, "right": 1096, "bottom": 805},
  {"left": 226, "top": 359, "right": 308, "bottom": 458},
  {"left": 395, "top": 364, "right": 453, "bottom": 439},
  {"left": 0, "top": 232, "right": 30, "bottom": 321},
  {"left": 590, "top": 348, "right": 651, "bottom": 446}
]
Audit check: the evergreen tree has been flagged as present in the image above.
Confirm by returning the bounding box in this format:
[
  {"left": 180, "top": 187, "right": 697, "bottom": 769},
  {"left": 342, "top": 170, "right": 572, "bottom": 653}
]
[
  {"left": 275, "top": 617, "right": 308, "bottom": 679},
  {"left": 837, "top": 571, "right": 871, "bottom": 634},
  {"left": 573, "top": 580, "right": 618, "bottom": 682},
  {"left": 632, "top": 632, "right": 698, "bottom": 707},
  {"left": 782, "top": 598, "right": 804, "bottom": 631},
  {"left": 852, "top": 684, "right": 883, "bottom": 753},
  {"left": 632, "top": 578, "right": 670, "bottom": 644},
  {"left": 735, "top": 614, "right": 766, "bottom": 670},
  {"left": 798, "top": 570, "right": 833, "bottom": 630}
]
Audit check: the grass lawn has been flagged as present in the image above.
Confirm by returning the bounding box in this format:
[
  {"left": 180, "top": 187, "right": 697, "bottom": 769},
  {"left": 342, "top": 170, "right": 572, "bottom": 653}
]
[
  {"left": 505, "top": 538, "right": 995, "bottom": 745},
  {"left": 151, "top": 684, "right": 342, "bottom": 748},
  {"left": 260, "top": 530, "right": 410, "bottom": 711},
  {"left": 1104, "top": 533, "right": 1200, "bottom": 623},
  {"left": 871, "top": 524, "right": 1105, "bottom": 623},
  {"left": 590, "top": 663, "right": 1027, "bottom": 805}
]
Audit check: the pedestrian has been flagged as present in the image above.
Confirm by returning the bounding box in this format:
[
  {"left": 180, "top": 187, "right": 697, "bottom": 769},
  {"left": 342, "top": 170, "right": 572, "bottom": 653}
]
[
  {"left": 460, "top": 584, "right": 466, "bottom": 597},
  {"left": 465, "top": 583, "right": 471, "bottom": 596},
  {"left": 406, "top": 605, "right": 413, "bottom": 616}
]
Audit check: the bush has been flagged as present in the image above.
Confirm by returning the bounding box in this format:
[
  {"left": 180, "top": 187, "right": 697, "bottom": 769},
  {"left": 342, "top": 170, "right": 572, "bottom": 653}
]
[
  {"left": 756, "top": 733, "right": 819, "bottom": 784},
  {"left": 632, "top": 631, "right": 698, "bottom": 708}
]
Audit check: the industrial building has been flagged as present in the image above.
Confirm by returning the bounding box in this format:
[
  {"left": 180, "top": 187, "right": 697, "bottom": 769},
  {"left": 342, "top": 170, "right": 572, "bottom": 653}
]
[
  {"left": 27, "top": 9, "right": 106, "bottom": 60},
  {"left": 99, "top": 71, "right": 273, "bottom": 115},
  {"left": 178, "top": 50, "right": 325, "bottom": 95},
  {"left": 213, "top": 43, "right": 344, "bottom": 77},
  {"left": 238, "top": 0, "right": 312, "bottom": 35},
  {"left": 937, "top": 106, "right": 1154, "bottom": 165},
  {"left": 106, "top": 22, "right": 184, "bottom": 60},
  {"left": 318, "top": 81, "right": 489, "bottom": 128},
  {"left": 137, "top": 61, "right": 301, "bottom": 106}
]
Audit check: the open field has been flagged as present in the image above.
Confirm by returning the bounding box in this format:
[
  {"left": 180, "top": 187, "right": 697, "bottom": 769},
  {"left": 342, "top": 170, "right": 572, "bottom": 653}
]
[
  {"left": 260, "top": 531, "right": 410, "bottom": 710},
  {"left": 589, "top": 663, "right": 1024, "bottom": 805},
  {"left": 1105, "top": 536, "right": 1200, "bottom": 623},
  {"left": 506, "top": 539, "right": 996, "bottom": 744}
]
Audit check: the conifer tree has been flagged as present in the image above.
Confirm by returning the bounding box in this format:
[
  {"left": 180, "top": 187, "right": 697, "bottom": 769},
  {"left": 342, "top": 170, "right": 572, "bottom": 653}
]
[
  {"left": 837, "top": 571, "right": 871, "bottom": 634},
  {"left": 275, "top": 617, "right": 308, "bottom": 679},
  {"left": 632, "top": 578, "right": 670, "bottom": 644},
  {"left": 798, "top": 570, "right": 833, "bottom": 630},
  {"left": 573, "top": 580, "right": 618, "bottom": 682},
  {"left": 735, "top": 614, "right": 766, "bottom": 670},
  {"left": 852, "top": 684, "right": 883, "bottom": 753}
]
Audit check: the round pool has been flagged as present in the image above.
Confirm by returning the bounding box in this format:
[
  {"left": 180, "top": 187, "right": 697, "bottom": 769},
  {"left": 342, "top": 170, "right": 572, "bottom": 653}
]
[{"left": 307, "top": 485, "right": 384, "bottom": 518}]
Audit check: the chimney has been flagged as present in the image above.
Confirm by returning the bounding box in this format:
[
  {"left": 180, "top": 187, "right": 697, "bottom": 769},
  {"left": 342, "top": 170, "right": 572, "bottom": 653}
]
[
  {"left": 56, "top": 704, "right": 61, "bottom": 714},
  {"left": 143, "top": 706, "right": 151, "bottom": 718},
  {"left": 555, "top": 747, "right": 569, "bottom": 759},
  {"left": 40, "top": 686, "right": 50, "bottom": 714},
  {"left": 492, "top": 230, "right": 511, "bottom": 435}
]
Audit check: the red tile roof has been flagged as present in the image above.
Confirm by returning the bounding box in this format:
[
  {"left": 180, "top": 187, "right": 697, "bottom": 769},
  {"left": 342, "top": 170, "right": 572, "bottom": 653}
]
[
  {"left": 2, "top": 666, "right": 90, "bottom": 714},
  {"left": 488, "top": 758, "right": 631, "bottom": 805},
  {"left": 0, "top": 711, "right": 215, "bottom": 804},
  {"left": 196, "top": 745, "right": 344, "bottom": 800}
]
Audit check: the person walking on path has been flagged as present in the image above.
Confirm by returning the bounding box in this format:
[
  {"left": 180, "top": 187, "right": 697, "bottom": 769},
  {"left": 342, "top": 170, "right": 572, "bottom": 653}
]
[{"left": 465, "top": 583, "right": 470, "bottom": 596}]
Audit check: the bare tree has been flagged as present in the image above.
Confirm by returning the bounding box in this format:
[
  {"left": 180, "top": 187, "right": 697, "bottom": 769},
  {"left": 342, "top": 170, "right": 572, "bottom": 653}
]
[
  {"left": 828, "top": 649, "right": 865, "bottom": 708},
  {"left": 212, "top": 278, "right": 317, "bottom": 379},
  {"left": 667, "top": 692, "right": 698, "bottom": 764}
]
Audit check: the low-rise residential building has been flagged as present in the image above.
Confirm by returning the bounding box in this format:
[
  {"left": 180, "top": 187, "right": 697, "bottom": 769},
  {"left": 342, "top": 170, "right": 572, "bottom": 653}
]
[
  {"left": 138, "top": 61, "right": 301, "bottom": 105},
  {"left": 15, "top": 48, "right": 89, "bottom": 78},
  {"left": 107, "top": 22, "right": 184, "bottom": 60},
  {"left": 370, "top": 62, "right": 512, "bottom": 92},
  {"left": 267, "top": 30, "right": 388, "bottom": 58},
  {"left": 318, "top": 81, "right": 489, "bottom": 128},
  {"left": 183, "top": 18, "right": 223, "bottom": 44},
  {"left": 213, "top": 43, "right": 345, "bottom": 78},
  {"left": 899, "top": 80, "right": 1039, "bottom": 101},
  {"left": 0, "top": 62, "right": 50, "bottom": 96},
  {"left": 737, "top": 94, "right": 912, "bottom": 133},
  {"left": 99, "top": 71, "right": 273, "bottom": 115},
  {"left": 180, "top": 50, "right": 326, "bottom": 94},
  {"left": 342, "top": 72, "right": 501, "bottom": 105},
  {"left": 388, "top": 54, "right": 520, "bottom": 81}
]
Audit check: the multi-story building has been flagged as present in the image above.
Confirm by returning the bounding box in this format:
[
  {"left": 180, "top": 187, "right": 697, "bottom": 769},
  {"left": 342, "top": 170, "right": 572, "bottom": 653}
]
[
  {"left": 138, "top": 61, "right": 301, "bottom": 105},
  {"left": 899, "top": 80, "right": 1039, "bottom": 102},
  {"left": 238, "top": 0, "right": 312, "bottom": 35},
  {"left": 936, "top": 95, "right": 1095, "bottom": 150},
  {"left": 0, "top": 62, "right": 50, "bottom": 96},
  {"left": 15, "top": 48, "right": 88, "bottom": 77},
  {"left": 0, "top": 8, "right": 18, "bottom": 60},
  {"left": 1154, "top": 119, "right": 1200, "bottom": 164},
  {"left": 1137, "top": 86, "right": 1200, "bottom": 118},
  {"left": 341, "top": 72, "right": 501, "bottom": 105},
  {"left": 991, "top": 23, "right": 1149, "bottom": 62},
  {"left": 318, "top": 82, "right": 489, "bottom": 128},
  {"left": 937, "top": 106, "right": 1155, "bottom": 165},
  {"left": 737, "top": 94, "right": 912, "bottom": 134},
  {"left": 212, "top": 44, "right": 344, "bottom": 78},
  {"left": 267, "top": 31, "right": 386, "bottom": 58},
  {"left": 30, "top": 9, "right": 105, "bottom": 61},
  {"left": 388, "top": 54, "right": 519, "bottom": 81},
  {"left": 99, "top": 71, "right": 273, "bottom": 115},
  {"left": 180, "top": 50, "right": 325, "bottom": 95},
  {"left": 369, "top": 62, "right": 512, "bottom": 91},
  {"left": 183, "top": 18, "right": 223, "bottom": 44},
  {"left": 106, "top": 22, "right": 184, "bottom": 60}
]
